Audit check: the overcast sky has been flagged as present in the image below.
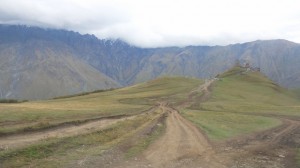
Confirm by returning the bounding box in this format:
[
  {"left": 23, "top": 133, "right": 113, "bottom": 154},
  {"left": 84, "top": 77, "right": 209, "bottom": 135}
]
[{"left": 0, "top": 0, "right": 300, "bottom": 47}]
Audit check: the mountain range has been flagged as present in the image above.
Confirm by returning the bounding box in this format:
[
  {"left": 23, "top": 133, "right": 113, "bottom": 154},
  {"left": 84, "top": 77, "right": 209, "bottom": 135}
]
[{"left": 0, "top": 24, "right": 300, "bottom": 100}]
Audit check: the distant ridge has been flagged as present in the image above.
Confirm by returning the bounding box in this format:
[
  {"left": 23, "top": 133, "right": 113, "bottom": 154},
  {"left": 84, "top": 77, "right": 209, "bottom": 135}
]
[{"left": 0, "top": 24, "right": 300, "bottom": 99}]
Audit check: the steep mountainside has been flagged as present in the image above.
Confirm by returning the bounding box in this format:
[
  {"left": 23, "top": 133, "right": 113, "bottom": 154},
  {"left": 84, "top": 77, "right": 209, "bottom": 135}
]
[
  {"left": 0, "top": 27, "right": 120, "bottom": 99},
  {"left": 0, "top": 24, "right": 300, "bottom": 99}
]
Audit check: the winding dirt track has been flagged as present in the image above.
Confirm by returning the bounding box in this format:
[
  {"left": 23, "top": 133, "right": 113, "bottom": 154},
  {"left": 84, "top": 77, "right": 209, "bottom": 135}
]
[
  {"left": 179, "top": 79, "right": 215, "bottom": 108},
  {"left": 144, "top": 105, "right": 210, "bottom": 167},
  {"left": 111, "top": 103, "right": 225, "bottom": 168}
]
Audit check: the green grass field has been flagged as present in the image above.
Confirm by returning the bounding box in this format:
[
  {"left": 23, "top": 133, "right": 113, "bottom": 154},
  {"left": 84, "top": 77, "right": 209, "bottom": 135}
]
[{"left": 183, "top": 110, "right": 281, "bottom": 140}]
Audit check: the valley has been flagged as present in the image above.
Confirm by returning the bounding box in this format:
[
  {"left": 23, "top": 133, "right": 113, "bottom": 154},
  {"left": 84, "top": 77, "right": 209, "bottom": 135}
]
[{"left": 0, "top": 67, "right": 299, "bottom": 167}]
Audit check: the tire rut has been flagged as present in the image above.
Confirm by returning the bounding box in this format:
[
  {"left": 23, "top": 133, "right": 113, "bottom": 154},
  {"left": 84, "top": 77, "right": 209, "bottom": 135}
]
[
  {"left": 270, "top": 119, "right": 300, "bottom": 145},
  {"left": 113, "top": 103, "right": 225, "bottom": 168},
  {"left": 0, "top": 116, "right": 138, "bottom": 150}
]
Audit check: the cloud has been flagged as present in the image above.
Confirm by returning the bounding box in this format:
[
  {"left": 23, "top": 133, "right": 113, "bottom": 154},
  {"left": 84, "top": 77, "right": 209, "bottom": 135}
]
[
  {"left": 0, "top": 0, "right": 129, "bottom": 30},
  {"left": 0, "top": 0, "right": 300, "bottom": 47}
]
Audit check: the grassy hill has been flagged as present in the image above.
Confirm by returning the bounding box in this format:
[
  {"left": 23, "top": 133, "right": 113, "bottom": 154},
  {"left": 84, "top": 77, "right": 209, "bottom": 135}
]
[
  {"left": 203, "top": 66, "right": 300, "bottom": 116},
  {"left": 184, "top": 66, "right": 300, "bottom": 140}
]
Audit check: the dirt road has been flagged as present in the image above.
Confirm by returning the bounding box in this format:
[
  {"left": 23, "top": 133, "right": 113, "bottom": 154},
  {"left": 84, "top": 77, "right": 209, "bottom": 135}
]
[
  {"left": 268, "top": 118, "right": 300, "bottom": 145},
  {"left": 179, "top": 78, "right": 215, "bottom": 108},
  {"left": 146, "top": 105, "right": 229, "bottom": 168},
  {"left": 145, "top": 105, "right": 209, "bottom": 167},
  {"left": 0, "top": 115, "right": 137, "bottom": 150},
  {"left": 191, "top": 79, "right": 215, "bottom": 94},
  {"left": 109, "top": 103, "right": 225, "bottom": 168}
]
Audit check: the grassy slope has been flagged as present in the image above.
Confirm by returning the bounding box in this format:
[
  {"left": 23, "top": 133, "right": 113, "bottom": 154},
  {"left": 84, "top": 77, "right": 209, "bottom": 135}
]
[
  {"left": 184, "top": 66, "right": 300, "bottom": 140},
  {"left": 183, "top": 110, "right": 281, "bottom": 140},
  {"left": 202, "top": 67, "right": 300, "bottom": 116},
  {"left": 0, "top": 77, "right": 202, "bottom": 134}
]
